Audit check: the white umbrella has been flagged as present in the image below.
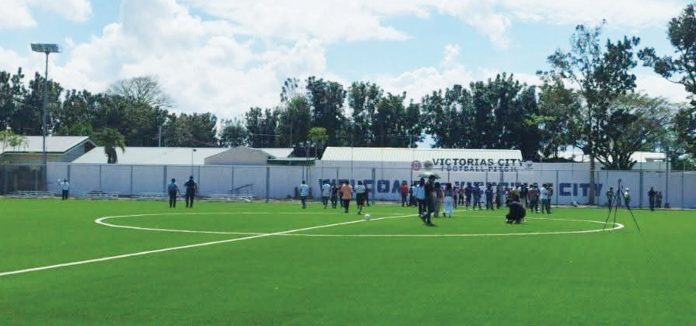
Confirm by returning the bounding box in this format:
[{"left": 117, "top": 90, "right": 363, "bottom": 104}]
[{"left": 418, "top": 171, "right": 440, "bottom": 179}]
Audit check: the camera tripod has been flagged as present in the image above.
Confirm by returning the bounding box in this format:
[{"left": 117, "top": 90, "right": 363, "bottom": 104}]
[{"left": 603, "top": 179, "right": 641, "bottom": 232}]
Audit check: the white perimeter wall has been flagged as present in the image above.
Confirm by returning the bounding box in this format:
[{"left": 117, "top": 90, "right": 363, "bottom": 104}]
[{"left": 48, "top": 162, "right": 696, "bottom": 208}]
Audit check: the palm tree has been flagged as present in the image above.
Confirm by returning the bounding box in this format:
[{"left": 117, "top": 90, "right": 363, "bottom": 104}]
[{"left": 96, "top": 128, "right": 126, "bottom": 164}]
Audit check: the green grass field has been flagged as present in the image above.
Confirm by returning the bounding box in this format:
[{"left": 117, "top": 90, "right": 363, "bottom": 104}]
[{"left": 1, "top": 198, "right": 695, "bottom": 325}]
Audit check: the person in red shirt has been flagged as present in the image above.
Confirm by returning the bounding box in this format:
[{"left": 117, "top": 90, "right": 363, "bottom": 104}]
[{"left": 400, "top": 181, "right": 409, "bottom": 207}]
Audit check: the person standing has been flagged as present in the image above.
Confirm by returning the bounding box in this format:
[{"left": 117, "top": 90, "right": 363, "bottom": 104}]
[
  {"left": 464, "top": 183, "right": 473, "bottom": 208},
  {"left": 606, "top": 187, "right": 615, "bottom": 210},
  {"left": 433, "top": 182, "right": 443, "bottom": 218},
  {"left": 321, "top": 181, "right": 331, "bottom": 209},
  {"left": 540, "top": 184, "right": 550, "bottom": 214},
  {"left": 452, "top": 185, "right": 459, "bottom": 209},
  {"left": 184, "top": 176, "right": 198, "bottom": 208},
  {"left": 648, "top": 187, "right": 656, "bottom": 211},
  {"left": 340, "top": 181, "right": 353, "bottom": 213},
  {"left": 528, "top": 185, "right": 539, "bottom": 213},
  {"left": 485, "top": 184, "right": 494, "bottom": 210},
  {"left": 58, "top": 178, "right": 70, "bottom": 200},
  {"left": 422, "top": 176, "right": 436, "bottom": 226},
  {"left": 167, "top": 178, "right": 180, "bottom": 208},
  {"left": 520, "top": 183, "right": 529, "bottom": 207},
  {"left": 656, "top": 191, "right": 663, "bottom": 208},
  {"left": 472, "top": 184, "right": 482, "bottom": 210},
  {"left": 415, "top": 178, "right": 426, "bottom": 216},
  {"left": 299, "top": 181, "right": 310, "bottom": 209},
  {"left": 330, "top": 182, "right": 339, "bottom": 208},
  {"left": 623, "top": 188, "right": 631, "bottom": 208},
  {"left": 496, "top": 184, "right": 504, "bottom": 209},
  {"left": 443, "top": 183, "right": 454, "bottom": 218},
  {"left": 355, "top": 181, "right": 367, "bottom": 214},
  {"left": 400, "top": 181, "right": 409, "bottom": 207}
]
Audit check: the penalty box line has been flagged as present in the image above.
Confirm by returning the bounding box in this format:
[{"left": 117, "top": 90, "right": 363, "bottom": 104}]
[{"left": 0, "top": 214, "right": 414, "bottom": 278}]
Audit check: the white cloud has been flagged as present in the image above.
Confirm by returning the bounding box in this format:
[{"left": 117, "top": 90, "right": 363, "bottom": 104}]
[
  {"left": 636, "top": 73, "right": 690, "bottom": 103},
  {"left": 50, "top": 0, "right": 329, "bottom": 119},
  {"left": 0, "top": 0, "right": 91, "bottom": 29},
  {"left": 502, "top": 0, "right": 683, "bottom": 28}
]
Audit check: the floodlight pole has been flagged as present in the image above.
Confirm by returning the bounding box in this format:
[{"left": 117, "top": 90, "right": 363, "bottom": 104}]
[{"left": 31, "top": 43, "right": 60, "bottom": 191}]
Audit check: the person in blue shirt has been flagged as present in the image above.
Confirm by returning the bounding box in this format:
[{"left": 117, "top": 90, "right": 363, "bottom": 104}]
[
  {"left": 299, "top": 180, "right": 310, "bottom": 209},
  {"left": 167, "top": 178, "right": 180, "bottom": 208},
  {"left": 321, "top": 181, "right": 331, "bottom": 209},
  {"left": 485, "top": 184, "right": 494, "bottom": 210},
  {"left": 472, "top": 184, "right": 482, "bottom": 210}
]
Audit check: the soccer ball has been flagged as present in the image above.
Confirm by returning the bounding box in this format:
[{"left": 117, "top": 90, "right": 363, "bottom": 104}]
[{"left": 364, "top": 214, "right": 371, "bottom": 220}]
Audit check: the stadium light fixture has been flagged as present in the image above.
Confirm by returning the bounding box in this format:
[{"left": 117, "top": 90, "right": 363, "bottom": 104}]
[{"left": 30, "top": 43, "right": 61, "bottom": 191}]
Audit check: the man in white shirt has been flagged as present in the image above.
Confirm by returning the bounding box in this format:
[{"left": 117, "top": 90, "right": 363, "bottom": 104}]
[
  {"left": 58, "top": 179, "right": 70, "bottom": 200},
  {"left": 299, "top": 181, "right": 310, "bottom": 209},
  {"left": 321, "top": 181, "right": 331, "bottom": 209},
  {"left": 355, "top": 180, "right": 367, "bottom": 215}
]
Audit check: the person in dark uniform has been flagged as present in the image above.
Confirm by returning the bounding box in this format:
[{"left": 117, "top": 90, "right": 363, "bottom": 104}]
[
  {"left": 472, "top": 184, "right": 482, "bottom": 210},
  {"left": 464, "top": 183, "right": 472, "bottom": 208},
  {"left": 421, "top": 176, "right": 436, "bottom": 226},
  {"left": 167, "top": 178, "right": 180, "bottom": 208},
  {"left": 184, "top": 176, "right": 198, "bottom": 208},
  {"left": 506, "top": 201, "right": 526, "bottom": 224},
  {"left": 486, "top": 184, "right": 495, "bottom": 210},
  {"left": 330, "top": 182, "right": 339, "bottom": 208},
  {"left": 648, "top": 187, "right": 656, "bottom": 211}
]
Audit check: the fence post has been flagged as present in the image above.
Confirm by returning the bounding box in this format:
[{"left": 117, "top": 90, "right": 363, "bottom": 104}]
[
  {"left": 681, "top": 169, "right": 685, "bottom": 210},
  {"left": 639, "top": 170, "right": 644, "bottom": 209},
  {"left": 367, "top": 168, "right": 376, "bottom": 204},
  {"left": 130, "top": 165, "right": 134, "bottom": 196},
  {"left": 555, "top": 169, "right": 559, "bottom": 207},
  {"left": 99, "top": 164, "right": 103, "bottom": 192},
  {"left": 163, "top": 165, "right": 168, "bottom": 193},
  {"left": 266, "top": 166, "right": 270, "bottom": 203}
]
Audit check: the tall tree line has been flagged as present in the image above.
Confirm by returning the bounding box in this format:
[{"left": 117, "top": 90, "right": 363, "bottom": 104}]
[{"left": 4, "top": 3, "right": 696, "bottom": 170}]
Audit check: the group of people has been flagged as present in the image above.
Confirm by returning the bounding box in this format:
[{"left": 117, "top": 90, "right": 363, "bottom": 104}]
[
  {"left": 311, "top": 180, "right": 369, "bottom": 214},
  {"left": 406, "top": 181, "right": 554, "bottom": 215},
  {"left": 605, "top": 186, "right": 663, "bottom": 210},
  {"left": 167, "top": 176, "right": 198, "bottom": 208}
]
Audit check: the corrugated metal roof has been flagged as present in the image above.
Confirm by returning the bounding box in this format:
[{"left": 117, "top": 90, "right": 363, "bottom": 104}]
[
  {"left": 257, "top": 148, "right": 293, "bottom": 158},
  {"left": 321, "top": 147, "right": 523, "bottom": 162},
  {"left": 72, "top": 147, "right": 228, "bottom": 165},
  {"left": 71, "top": 147, "right": 293, "bottom": 165},
  {"left": 0, "top": 136, "right": 90, "bottom": 154}
]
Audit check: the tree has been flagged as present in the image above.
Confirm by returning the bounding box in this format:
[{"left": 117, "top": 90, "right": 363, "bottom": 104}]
[
  {"left": 161, "top": 112, "right": 218, "bottom": 147},
  {"left": 536, "top": 75, "right": 583, "bottom": 160},
  {"left": 595, "top": 94, "right": 673, "bottom": 169},
  {"left": 278, "top": 97, "right": 311, "bottom": 147},
  {"left": 219, "top": 118, "right": 248, "bottom": 147},
  {"left": 639, "top": 4, "right": 696, "bottom": 156},
  {"left": 307, "top": 127, "right": 328, "bottom": 157},
  {"left": 347, "top": 82, "right": 382, "bottom": 146},
  {"left": 13, "top": 72, "right": 63, "bottom": 135},
  {"left": 0, "top": 68, "right": 25, "bottom": 130},
  {"left": 0, "top": 128, "right": 27, "bottom": 153},
  {"left": 245, "top": 107, "right": 279, "bottom": 148},
  {"left": 306, "top": 77, "right": 347, "bottom": 145},
  {"left": 95, "top": 128, "right": 126, "bottom": 164},
  {"left": 541, "top": 23, "right": 640, "bottom": 203},
  {"left": 107, "top": 76, "right": 172, "bottom": 109}
]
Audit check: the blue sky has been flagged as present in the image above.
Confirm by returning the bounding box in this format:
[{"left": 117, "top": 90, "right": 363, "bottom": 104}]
[{"left": 0, "top": 0, "right": 690, "bottom": 119}]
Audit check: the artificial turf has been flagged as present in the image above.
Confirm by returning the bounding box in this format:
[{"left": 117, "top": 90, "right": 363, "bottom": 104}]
[{"left": 0, "top": 198, "right": 694, "bottom": 325}]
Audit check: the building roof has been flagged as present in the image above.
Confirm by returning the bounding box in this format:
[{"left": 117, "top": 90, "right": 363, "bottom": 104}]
[
  {"left": 72, "top": 147, "right": 294, "bottom": 165},
  {"left": 557, "top": 148, "right": 666, "bottom": 163},
  {"left": 257, "top": 148, "right": 294, "bottom": 158},
  {"left": 321, "top": 147, "right": 523, "bottom": 162},
  {"left": 0, "top": 136, "right": 91, "bottom": 154}
]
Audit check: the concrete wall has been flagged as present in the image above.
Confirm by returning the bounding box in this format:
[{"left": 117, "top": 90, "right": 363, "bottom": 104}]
[{"left": 43, "top": 162, "right": 696, "bottom": 208}]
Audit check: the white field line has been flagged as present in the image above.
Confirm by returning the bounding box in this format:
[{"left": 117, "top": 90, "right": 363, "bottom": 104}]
[
  {"left": 98, "top": 212, "right": 623, "bottom": 238},
  {"left": 0, "top": 213, "right": 413, "bottom": 278}
]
